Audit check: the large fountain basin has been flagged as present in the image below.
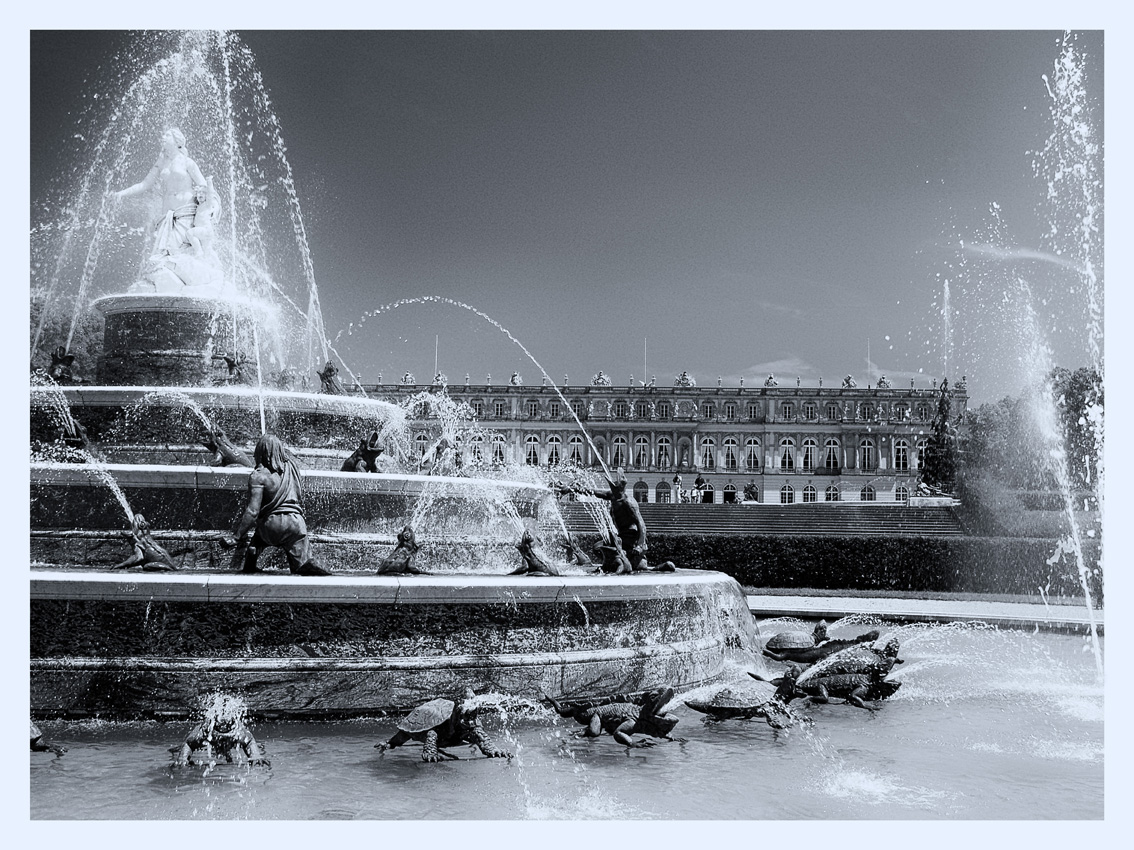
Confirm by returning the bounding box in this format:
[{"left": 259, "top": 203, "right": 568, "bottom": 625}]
[{"left": 30, "top": 569, "right": 758, "bottom": 716}]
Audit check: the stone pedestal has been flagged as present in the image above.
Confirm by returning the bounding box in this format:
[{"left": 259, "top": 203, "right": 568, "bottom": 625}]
[{"left": 94, "top": 293, "right": 262, "bottom": 387}]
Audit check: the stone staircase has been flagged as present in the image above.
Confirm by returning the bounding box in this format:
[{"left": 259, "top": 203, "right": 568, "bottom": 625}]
[{"left": 559, "top": 501, "right": 965, "bottom": 536}]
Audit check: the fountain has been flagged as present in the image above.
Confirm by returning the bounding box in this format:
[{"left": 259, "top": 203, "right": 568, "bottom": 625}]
[{"left": 29, "top": 31, "right": 758, "bottom": 718}]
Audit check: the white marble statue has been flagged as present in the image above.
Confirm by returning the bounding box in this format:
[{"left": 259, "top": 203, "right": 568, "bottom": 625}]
[{"left": 110, "top": 128, "right": 225, "bottom": 294}]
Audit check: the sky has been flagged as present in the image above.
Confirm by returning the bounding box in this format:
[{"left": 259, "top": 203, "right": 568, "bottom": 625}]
[{"left": 28, "top": 29, "right": 1105, "bottom": 405}]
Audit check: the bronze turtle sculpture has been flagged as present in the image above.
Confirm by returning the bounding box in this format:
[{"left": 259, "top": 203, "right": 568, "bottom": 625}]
[
  {"left": 684, "top": 680, "right": 796, "bottom": 729},
  {"left": 375, "top": 697, "right": 511, "bottom": 762},
  {"left": 545, "top": 687, "right": 679, "bottom": 747},
  {"left": 31, "top": 720, "right": 66, "bottom": 756},
  {"left": 751, "top": 662, "right": 901, "bottom": 711},
  {"left": 762, "top": 629, "right": 881, "bottom": 665},
  {"left": 807, "top": 637, "right": 904, "bottom": 678},
  {"left": 764, "top": 620, "right": 828, "bottom": 651}
]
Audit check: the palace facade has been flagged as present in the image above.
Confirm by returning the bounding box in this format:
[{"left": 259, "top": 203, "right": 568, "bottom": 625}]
[{"left": 365, "top": 371, "right": 968, "bottom": 505}]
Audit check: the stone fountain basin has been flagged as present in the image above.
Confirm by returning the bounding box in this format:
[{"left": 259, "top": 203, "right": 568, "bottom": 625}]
[
  {"left": 30, "top": 463, "right": 547, "bottom": 534},
  {"left": 30, "top": 569, "right": 759, "bottom": 716}
]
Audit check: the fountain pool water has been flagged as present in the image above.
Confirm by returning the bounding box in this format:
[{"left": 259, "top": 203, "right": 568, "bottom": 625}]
[{"left": 30, "top": 621, "right": 1103, "bottom": 820}]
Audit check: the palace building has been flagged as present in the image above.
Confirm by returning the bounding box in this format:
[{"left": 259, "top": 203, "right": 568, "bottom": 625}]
[{"left": 365, "top": 371, "right": 967, "bottom": 505}]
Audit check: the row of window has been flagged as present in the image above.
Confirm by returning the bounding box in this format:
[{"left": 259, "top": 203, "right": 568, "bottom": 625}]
[
  {"left": 640, "top": 481, "right": 908, "bottom": 503},
  {"left": 468, "top": 398, "right": 935, "bottom": 422}
]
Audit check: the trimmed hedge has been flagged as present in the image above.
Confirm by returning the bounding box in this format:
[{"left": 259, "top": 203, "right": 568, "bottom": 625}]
[{"left": 577, "top": 533, "right": 1102, "bottom": 601}]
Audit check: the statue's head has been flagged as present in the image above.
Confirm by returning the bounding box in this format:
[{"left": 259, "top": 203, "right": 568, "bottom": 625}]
[
  {"left": 397, "top": 526, "right": 416, "bottom": 547},
  {"left": 639, "top": 687, "right": 679, "bottom": 738},
  {"left": 812, "top": 620, "right": 828, "bottom": 642},
  {"left": 162, "top": 127, "right": 187, "bottom": 153},
  {"left": 882, "top": 637, "right": 901, "bottom": 659},
  {"left": 131, "top": 514, "right": 150, "bottom": 536},
  {"left": 254, "top": 433, "right": 296, "bottom": 474},
  {"left": 606, "top": 467, "right": 627, "bottom": 494}
]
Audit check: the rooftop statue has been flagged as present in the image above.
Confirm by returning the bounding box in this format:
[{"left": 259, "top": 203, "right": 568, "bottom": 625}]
[
  {"left": 877, "top": 375, "right": 892, "bottom": 389},
  {"left": 764, "top": 374, "right": 778, "bottom": 387},
  {"left": 674, "top": 370, "right": 695, "bottom": 387},
  {"left": 591, "top": 370, "right": 612, "bottom": 386},
  {"left": 842, "top": 375, "right": 858, "bottom": 389},
  {"left": 110, "top": 128, "right": 225, "bottom": 294},
  {"left": 509, "top": 372, "right": 523, "bottom": 386}
]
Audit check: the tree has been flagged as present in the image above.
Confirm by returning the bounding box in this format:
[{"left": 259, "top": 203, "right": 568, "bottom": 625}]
[{"left": 920, "top": 378, "right": 959, "bottom": 493}]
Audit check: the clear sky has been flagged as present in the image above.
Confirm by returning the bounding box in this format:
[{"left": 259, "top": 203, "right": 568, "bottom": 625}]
[{"left": 29, "top": 29, "right": 1104, "bottom": 405}]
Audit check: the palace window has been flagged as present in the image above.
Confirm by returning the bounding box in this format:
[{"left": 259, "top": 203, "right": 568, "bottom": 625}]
[
  {"left": 823, "top": 438, "right": 840, "bottom": 470},
  {"left": 611, "top": 435, "right": 628, "bottom": 468},
  {"left": 780, "top": 402, "right": 794, "bottom": 419},
  {"left": 825, "top": 485, "right": 840, "bottom": 502},
  {"left": 700, "top": 437, "right": 716, "bottom": 469},
  {"left": 825, "top": 402, "right": 840, "bottom": 420},
  {"left": 633, "top": 481, "right": 649, "bottom": 503},
  {"left": 860, "top": 402, "right": 875, "bottom": 420},
  {"left": 702, "top": 402, "right": 715, "bottom": 419},
  {"left": 860, "top": 484, "right": 876, "bottom": 501},
  {"left": 724, "top": 403, "right": 736, "bottom": 420},
  {"left": 780, "top": 483, "right": 795, "bottom": 504},
  {"left": 546, "top": 435, "right": 561, "bottom": 466},
  {"left": 723, "top": 437, "right": 739, "bottom": 470},
  {"left": 494, "top": 400, "right": 508, "bottom": 418},
  {"left": 568, "top": 435, "right": 584, "bottom": 465},
  {"left": 414, "top": 433, "right": 429, "bottom": 458},
  {"left": 894, "top": 403, "right": 910, "bottom": 420},
  {"left": 916, "top": 404, "right": 930, "bottom": 421},
  {"left": 634, "top": 435, "right": 650, "bottom": 468},
  {"left": 526, "top": 400, "right": 540, "bottom": 418},
  {"left": 895, "top": 484, "right": 909, "bottom": 502},
  {"left": 655, "top": 481, "right": 672, "bottom": 503},
  {"left": 723, "top": 484, "right": 738, "bottom": 503},
  {"left": 801, "top": 438, "right": 818, "bottom": 471},
  {"left": 779, "top": 438, "right": 795, "bottom": 470},
  {"left": 802, "top": 402, "right": 817, "bottom": 420},
  {"left": 614, "top": 400, "right": 629, "bottom": 418},
  {"left": 525, "top": 435, "right": 540, "bottom": 465},
  {"left": 747, "top": 402, "right": 761, "bottom": 419},
  {"left": 635, "top": 401, "right": 649, "bottom": 419},
  {"left": 492, "top": 434, "right": 507, "bottom": 464},
  {"left": 803, "top": 484, "right": 818, "bottom": 502},
  {"left": 471, "top": 400, "right": 484, "bottom": 418},
  {"left": 571, "top": 400, "right": 586, "bottom": 419},
  {"left": 894, "top": 438, "right": 910, "bottom": 472},
  {"left": 548, "top": 401, "right": 561, "bottom": 418},
  {"left": 859, "top": 438, "right": 877, "bottom": 471},
  {"left": 745, "top": 438, "right": 761, "bottom": 470},
  {"left": 916, "top": 439, "right": 927, "bottom": 468},
  {"left": 656, "top": 436, "right": 672, "bottom": 469},
  {"left": 470, "top": 434, "right": 484, "bottom": 463},
  {"left": 657, "top": 401, "right": 671, "bottom": 419}
]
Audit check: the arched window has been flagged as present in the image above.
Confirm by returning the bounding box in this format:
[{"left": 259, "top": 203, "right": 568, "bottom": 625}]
[
  {"left": 745, "top": 438, "right": 761, "bottom": 470},
  {"left": 823, "top": 438, "right": 840, "bottom": 470},
  {"left": 492, "top": 433, "right": 507, "bottom": 464},
  {"left": 526, "top": 399, "right": 540, "bottom": 418},
  {"left": 916, "top": 439, "right": 927, "bottom": 468},
  {"left": 894, "top": 438, "right": 910, "bottom": 472},
  {"left": 895, "top": 484, "right": 909, "bottom": 502},
  {"left": 780, "top": 483, "right": 795, "bottom": 504},
  {"left": 655, "top": 480, "right": 672, "bottom": 503},
  {"left": 524, "top": 434, "right": 540, "bottom": 465},
  {"left": 860, "top": 484, "right": 876, "bottom": 501},
  {"left": 700, "top": 437, "right": 716, "bottom": 469},
  {"left": 611, "top": 435, "right": 628, "bottom": 468},
  {"left": 825, "top": 485, "right": 840, "bottom": 502},
  {"left": 803, "top": 484, "right": 818, "bottom": 502},
  {"left": 700, "top": 481, "right": 715, "bottom": 503},
  {"left": 633, "top": 481, "right": 649, "bottom": 503},
  {"left": 723, "top": 483, "right": 738, "bottom": 503},
  {"left": 414, "top": 433, "right": 429, "bottom": 458},
  {"left": 859, "top": 438, "right": 876, "bottom": 471},
  {"left": 723, "top": 437, "right": 739, "bottom": 470},
  {"left": 568, "top": 435, "right": 584, "bottom": 465},
  {"left": 546, "top": 435, "right": 561, "bottom": 466},
  {"left": 470, "top": 434, "right": 484, "bottom": 463},
  {"left": 656, "top": 436, "right": 672, "bottom": 469},
  {"left": 801, "top": 438, "right": 818, "bottom": 471},
  {"left": 634, "top": 435, "right": 650, "bottom": 468},
  {"left": 779, "top": 438, "right": 795, "bottom": 470}
]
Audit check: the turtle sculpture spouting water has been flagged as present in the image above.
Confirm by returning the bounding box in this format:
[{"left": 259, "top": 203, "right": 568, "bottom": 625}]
[
  {"left": 764, "top": 619, "right": 828, "bottom": 652},
  {"left": 807, "top": 637, "right": 904, "bottom": 678},
  {"left": 375, "top": 697, "right": 512, "bottom": 762},
  {"left": 545, "top": 687, "right": 679, "bottom": 747},
  {"left": 751, "top": 662, "right": 901, "bottom": 711},
  {"left": 762, "top": 629, "right": 882, "bottom": 666},
  {"left": 683, "top": 680, "right": 797, "bottom": 729}
]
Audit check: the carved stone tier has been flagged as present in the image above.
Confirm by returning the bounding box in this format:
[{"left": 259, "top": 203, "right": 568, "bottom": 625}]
[{"left": 94, "top": 293, "right": 267, "bottom": 387}]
